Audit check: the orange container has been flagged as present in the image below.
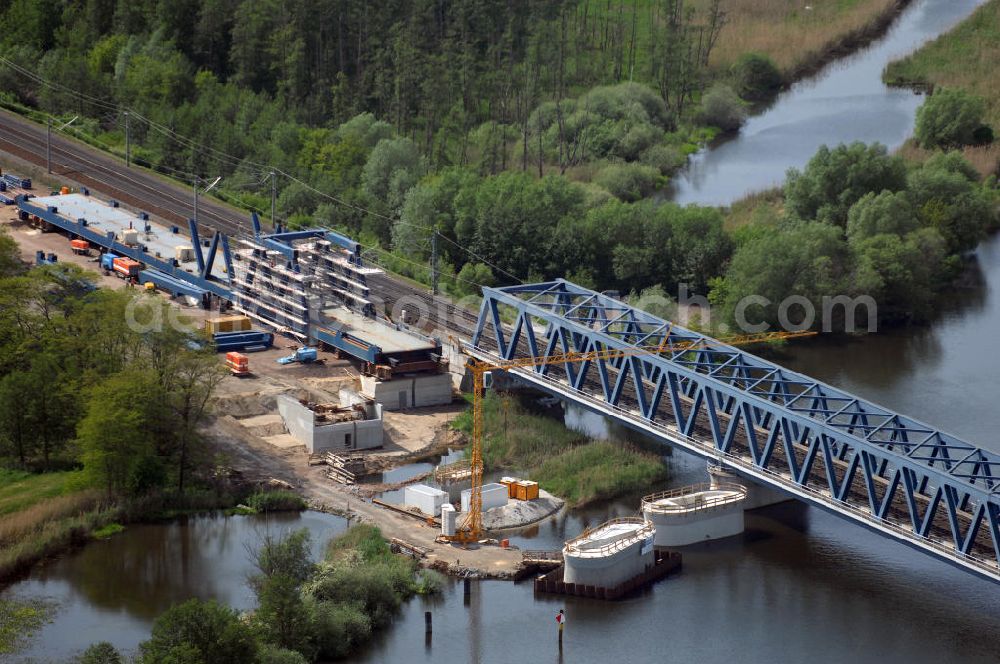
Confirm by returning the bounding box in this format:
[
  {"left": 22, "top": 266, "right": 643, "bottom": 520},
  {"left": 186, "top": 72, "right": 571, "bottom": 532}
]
[
  {"left": 500, "top": 477, "right": 519, "bottom": 498},
  {"left": 516, "top": 480, "right": 539, "bottom": 501},
  {"left": 70, "top": 239, "right": 89, "bottom": 254},
  {"left": 59, "top": 186, "right": 70, "bottom": 195},
  {"left": 500, "top": 539, "right": 510, "bottom": 549},
  {"left": 225, "top": 352, "right": 249, "bottom": 375},
  {"left": 112, "top": 257, "right": 141, "bottom": 277}
]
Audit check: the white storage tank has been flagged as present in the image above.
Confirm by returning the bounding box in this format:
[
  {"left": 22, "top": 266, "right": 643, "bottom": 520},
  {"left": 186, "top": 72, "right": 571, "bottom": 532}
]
[
  {"left": 403, "top": 484, "right": 448, "bottom": 517},
  {"left": 440, "top": 503, "right": 457, "bottom": 537},
  {"left": 121, "top": 228, "right": 139, "bottom": 245},
  {"left": 642, "top": 483, "right": 747, "bottom": 547},
  {"left": 461, "top": 482, "right": 508, "bottom": 512},
  {"left": 562, "top": 518, "right": 655, "bottom": 589}
]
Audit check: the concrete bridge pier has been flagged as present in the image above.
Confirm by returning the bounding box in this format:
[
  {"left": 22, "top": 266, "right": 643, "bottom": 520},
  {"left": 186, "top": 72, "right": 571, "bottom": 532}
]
[{"left": 708, "top": 463, "right": 793, "bottom": 510}]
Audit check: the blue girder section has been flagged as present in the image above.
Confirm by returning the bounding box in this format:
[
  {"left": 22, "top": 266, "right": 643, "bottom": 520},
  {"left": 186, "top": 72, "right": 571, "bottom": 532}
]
[
  {"left": 313, "top": 325, "right": 380, "bottom": 363},
  {"left": 18, "top": 198, "right": 233, "bottom": 299},
  {"left": 471, "top": 278, "right": 1000, "bottom": 582}
]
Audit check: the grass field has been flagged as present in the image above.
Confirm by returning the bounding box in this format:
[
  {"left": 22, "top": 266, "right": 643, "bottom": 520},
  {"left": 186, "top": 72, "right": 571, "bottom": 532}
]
[
  {"left": 706, "top": 0, "right": 901, "bottom": 71},
  {"left": 584, "top": 0, "right": 902, "bottom": 76},
  {"left": 884, "top": 0, "right": 1000, "bottom": 175},
  {"left": 0, "top": 469, "right": 82, "bottom": 516}
]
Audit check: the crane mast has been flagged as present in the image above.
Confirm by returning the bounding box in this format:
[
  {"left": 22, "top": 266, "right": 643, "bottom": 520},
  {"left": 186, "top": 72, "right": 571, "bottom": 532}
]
[{"left": 445, "top": 329, "right": 816, "bottom": 544}]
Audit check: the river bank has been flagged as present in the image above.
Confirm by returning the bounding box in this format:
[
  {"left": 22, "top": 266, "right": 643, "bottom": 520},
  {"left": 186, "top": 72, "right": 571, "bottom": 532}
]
[
  {"left": 669, "top": 0, "right": 989, "bottom": 206},
  {"left": 883, "top": 0, "right": 1000, "bottom": 177}
]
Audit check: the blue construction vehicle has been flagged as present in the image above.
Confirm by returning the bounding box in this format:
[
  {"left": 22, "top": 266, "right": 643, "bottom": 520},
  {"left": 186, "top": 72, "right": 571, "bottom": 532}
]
[{"left": 277, "top": 347, "right": 319, "bottom": 365}]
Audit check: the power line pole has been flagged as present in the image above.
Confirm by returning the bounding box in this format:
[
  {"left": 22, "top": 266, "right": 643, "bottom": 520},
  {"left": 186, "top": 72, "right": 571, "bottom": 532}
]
[
  {"left": 46, "top": 117, "right": 51, "bottom": 174},
  {"left": 431, "top": 230, "right": 439, "bottom": 295},
  {"left": 124, "top": 111, "right": 130, "bottom": 168},
  {"left": 193, "top": 177, "right": 199, "bottom": 224},
  {"left": 270, "top": 171, "right": 277, "bottom": 229}
]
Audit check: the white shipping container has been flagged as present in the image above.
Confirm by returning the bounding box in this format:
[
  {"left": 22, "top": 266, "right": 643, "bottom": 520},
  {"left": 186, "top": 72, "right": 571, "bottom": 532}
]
[
  {"left": 461, "top": 483, "right": 509, "bottom": 512},
  {"left": 403, "top": 484, "right": 448, "bottom": 516}
]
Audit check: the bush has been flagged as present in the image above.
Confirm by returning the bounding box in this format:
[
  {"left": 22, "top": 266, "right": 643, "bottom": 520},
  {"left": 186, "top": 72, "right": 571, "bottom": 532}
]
[
  {"left": 594, "top": 163, "right": 660, "bottom": 202},
  {"left": 785, "top": 142, "right": 907, "bottom": 226},
  {"left": 915, "top": 89, "right": 988, "bottom": 149},
  {"left": 639, "top": 144, "right": 686, "bottom": 175},
  {"left": 311, "top": 601, "right": 372, "bottom": 660},
  {"left": 77, "top": 642, "right": 123, "bottom": 664},
  {"left": 972, "top": 125, "right": 994, "bottom": 145},
  {"left": 255, "top": 645, "right": 309, "bottom": 664},
  {"left": 415, "top": 569, "right": 446, "bottom": 595},
  {"left": 454, "top": 262, "right": 495, "bottom": 298},
  {"left": 307, "top": 565, "right": 405, "bottom": 626},
  {"left": 246, "top": 491, "right": 306, "bottom": 513},
  {"left": 845, "top": 190, "right": 918, "bottom": 242},
  {"left": 533, "top": 441, "right": 667, "bottom": 507},
  {"left": 139, "top": 599, "right": 258, "bottom": 664},
  {"left": 698, "top": 84, "right": 746, "bottom": 132},
  {"left": 731, "top": 53, "right": 783, "bottom": 101}
]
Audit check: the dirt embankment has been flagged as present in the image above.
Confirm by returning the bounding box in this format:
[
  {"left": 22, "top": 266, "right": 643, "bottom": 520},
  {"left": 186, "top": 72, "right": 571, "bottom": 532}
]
[{"left": 206, "top": 388, "right": 531, "bottom": 579}]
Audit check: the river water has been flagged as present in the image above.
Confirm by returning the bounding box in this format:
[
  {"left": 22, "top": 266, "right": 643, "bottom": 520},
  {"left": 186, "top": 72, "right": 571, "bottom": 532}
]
[
  {"left": 669, "top": 0, "right": 987, "bottom": 206},
  {"left": 5, "top": 1, "right": 1000, "bottom": 662},
  {"left": 3, "top": 511, "right": 347, "bottom": 662}
]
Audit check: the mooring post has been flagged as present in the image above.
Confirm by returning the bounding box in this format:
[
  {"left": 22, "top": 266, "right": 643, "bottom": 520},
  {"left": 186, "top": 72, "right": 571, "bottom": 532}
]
[
  {"left": 425, "top": 611, "right": 432, "bottom": 634},
  {"left": 463, "top": 577, "right": 471, "bottom": 606}
]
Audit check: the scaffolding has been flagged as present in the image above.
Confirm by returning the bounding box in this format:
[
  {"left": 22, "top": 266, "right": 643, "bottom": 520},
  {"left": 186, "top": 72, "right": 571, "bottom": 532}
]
[{"left": 229, "top": 232, "right": 375, "bottom": 341}]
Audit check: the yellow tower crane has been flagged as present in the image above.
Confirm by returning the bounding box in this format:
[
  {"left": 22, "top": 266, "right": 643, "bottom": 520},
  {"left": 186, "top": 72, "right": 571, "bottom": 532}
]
[{"left": 447, "top": 328, "right": 816, "bottom": 544}]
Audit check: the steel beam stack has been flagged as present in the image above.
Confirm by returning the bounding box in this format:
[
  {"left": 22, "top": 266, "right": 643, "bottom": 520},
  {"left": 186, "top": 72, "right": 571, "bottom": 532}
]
[{"left": 229, "top": 213, "right": 374, "bottom": 343}]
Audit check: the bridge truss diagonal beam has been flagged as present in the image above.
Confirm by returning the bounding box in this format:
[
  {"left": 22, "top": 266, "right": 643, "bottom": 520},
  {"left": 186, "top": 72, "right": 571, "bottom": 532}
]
[{"left": 470, "top": 278, "right": 1000, "bottom": 582}]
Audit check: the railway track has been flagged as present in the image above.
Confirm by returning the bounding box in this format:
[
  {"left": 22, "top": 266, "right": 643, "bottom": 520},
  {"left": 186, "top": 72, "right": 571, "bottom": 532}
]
[{"left": 0, "top": 109, "right": 479, "bottom": 340}]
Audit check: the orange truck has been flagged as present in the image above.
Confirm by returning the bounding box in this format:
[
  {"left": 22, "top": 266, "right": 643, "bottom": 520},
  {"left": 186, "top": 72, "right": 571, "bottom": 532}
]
[
  {"left": 112, "top": 257, "right": 141, "bottom": 279},
  {"left": 225, "top": 352, "right": 250, "bottom": 377}
]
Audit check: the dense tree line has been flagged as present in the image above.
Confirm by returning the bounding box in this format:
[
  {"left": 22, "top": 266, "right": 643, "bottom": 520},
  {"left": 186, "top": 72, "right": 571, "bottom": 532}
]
[
  {"left": 0, "top": 234, "right": 222, "bottom": 496},
  {"left": 711, "top": 145, "right": 999, "bottom": 328},
  {"left": 0, "top": 1, "right": 758, "bottom": 255}
]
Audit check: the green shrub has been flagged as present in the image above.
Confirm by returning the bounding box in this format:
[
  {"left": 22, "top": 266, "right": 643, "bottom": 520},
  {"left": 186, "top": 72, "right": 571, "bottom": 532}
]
[
  {"left": 139, "top": 599, "right": 258, "bottom": 664},
  {"left": 594, "top": 163, "right": 661, "bottom": 202},
  {"left": 698, "top": 84, "right": 746, "bottom": 132},
  {"left": 639, "top": 144, "right": 686, "bottom": 175},
  {"left": 731, "top": 53, "right": 783, "bottom": 101},
  {"left": 77, "top": 642, "right": 123, "bottom": 664},
  {"left": 415, "top": 569, "right": 446, "bottom": 595},
  {"left": 255, "top": 645, "right": 309, "bottom": 664},
  {"left": 785, "top": 142, "right": 907, "bottom": 226},
  {"left": 91, "top": 523, "right": 125, "bottom": 539},
  {"left": 246, "top": 491, "right": 306, "bottom": 513},
  {"left": 311, "top": 601, "right": 372, "bottom": 660},
  {"left": 533, "top": 441, "right": 667, "bottom": 506},
  {"left": 915, "top": 89, "right": 988, "bottom": 148}
]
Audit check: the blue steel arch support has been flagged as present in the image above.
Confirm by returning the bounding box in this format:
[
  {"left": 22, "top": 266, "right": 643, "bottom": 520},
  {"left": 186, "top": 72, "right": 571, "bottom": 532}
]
[{"left": 470, "top": 279, "right": 1000, "bottom": 581}]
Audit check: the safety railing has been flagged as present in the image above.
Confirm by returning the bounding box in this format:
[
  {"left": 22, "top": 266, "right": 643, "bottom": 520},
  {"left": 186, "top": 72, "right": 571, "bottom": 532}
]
[
  {"left": 563, "top": 517, "right": 654, "bottom": 557},
  {"left": 641, "top": 482, "right": 748, "bottom": 514}
]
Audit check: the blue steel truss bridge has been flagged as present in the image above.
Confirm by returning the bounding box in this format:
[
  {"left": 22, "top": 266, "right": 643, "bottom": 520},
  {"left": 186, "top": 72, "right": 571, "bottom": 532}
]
[{"left": 468, "top": 279, "right": 1000, "bottom": 583}]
